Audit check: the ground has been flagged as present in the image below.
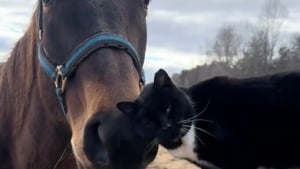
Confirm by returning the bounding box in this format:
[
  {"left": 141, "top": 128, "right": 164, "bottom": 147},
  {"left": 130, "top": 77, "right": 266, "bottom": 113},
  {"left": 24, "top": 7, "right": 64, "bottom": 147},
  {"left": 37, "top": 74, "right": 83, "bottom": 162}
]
[{"left": 148, "top": 146, "right": 199, "bottom": 169}]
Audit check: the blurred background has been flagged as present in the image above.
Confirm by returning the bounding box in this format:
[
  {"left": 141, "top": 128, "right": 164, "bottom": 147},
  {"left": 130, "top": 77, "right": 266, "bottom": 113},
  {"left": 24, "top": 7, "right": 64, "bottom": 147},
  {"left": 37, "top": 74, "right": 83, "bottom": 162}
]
[{"left": 0, "top": 0, "right": 299, "bottom": 86}]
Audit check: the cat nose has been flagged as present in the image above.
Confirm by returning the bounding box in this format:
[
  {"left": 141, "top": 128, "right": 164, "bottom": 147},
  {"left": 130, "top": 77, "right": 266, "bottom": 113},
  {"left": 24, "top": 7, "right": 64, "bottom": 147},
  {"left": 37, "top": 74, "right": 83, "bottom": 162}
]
[{"left": 162, "top": 123, "right": 171, "bottom": 130}]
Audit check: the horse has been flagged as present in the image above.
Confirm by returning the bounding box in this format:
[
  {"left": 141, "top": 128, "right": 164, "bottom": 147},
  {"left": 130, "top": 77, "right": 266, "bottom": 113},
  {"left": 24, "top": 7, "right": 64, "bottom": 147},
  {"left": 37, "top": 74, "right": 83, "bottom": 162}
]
[{"left": 0, "top": 0, "right": 158, "bottom": 169}]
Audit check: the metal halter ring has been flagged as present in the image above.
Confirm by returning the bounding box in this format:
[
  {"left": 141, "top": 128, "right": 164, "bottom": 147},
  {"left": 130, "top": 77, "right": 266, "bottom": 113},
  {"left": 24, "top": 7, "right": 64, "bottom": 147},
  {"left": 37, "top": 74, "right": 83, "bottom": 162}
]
[{"left": 54, "top": 65, "right": 67, "bottom": 93}]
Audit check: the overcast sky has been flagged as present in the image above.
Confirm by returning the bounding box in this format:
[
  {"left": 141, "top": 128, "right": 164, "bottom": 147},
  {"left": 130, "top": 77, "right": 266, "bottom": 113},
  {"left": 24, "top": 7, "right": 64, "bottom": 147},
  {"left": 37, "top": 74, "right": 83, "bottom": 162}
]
[{"left": 0, "top": 0, "right": 299, "bottom": 82}]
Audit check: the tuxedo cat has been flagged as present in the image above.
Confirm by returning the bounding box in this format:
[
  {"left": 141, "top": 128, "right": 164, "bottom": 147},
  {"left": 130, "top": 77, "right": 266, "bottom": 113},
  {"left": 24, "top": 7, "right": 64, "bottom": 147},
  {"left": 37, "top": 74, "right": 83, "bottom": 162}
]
[{"left": 117, "top": 69, "right": 300, "bottom": 169}]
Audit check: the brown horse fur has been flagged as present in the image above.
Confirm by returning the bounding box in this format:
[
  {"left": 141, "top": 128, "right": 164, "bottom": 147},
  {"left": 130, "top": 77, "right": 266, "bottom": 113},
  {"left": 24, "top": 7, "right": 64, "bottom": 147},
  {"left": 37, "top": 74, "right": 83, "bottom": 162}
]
[
  {"left": 0, "top": 1, "right": 157, "bottom": 169},
  {"left": 0, "top": 11, "right": 77, "bottom": 169}
]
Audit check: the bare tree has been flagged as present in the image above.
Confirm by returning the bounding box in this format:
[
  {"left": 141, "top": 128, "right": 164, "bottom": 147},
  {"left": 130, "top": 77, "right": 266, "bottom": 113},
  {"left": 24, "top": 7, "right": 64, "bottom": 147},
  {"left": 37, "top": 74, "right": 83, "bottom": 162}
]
[
  {"left": 291, "top": 34, "right": 300, "bottom": 55},
  {"left": 210, "top": 24, "right": 242, "bottom": 66},
  {"left": 238, "top": 0, "right": 288, "bottom": 74},
  {"left": 184, "top": 0, "right": 291, "bottom": 87},
  {"left": 258, "top": 0, "right": 288, "bottom": 63}
]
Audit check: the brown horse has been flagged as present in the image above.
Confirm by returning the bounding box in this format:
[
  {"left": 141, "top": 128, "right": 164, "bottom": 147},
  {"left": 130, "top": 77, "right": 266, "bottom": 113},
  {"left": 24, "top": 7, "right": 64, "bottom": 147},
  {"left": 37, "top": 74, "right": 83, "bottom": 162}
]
[{"left": 0, "top": 0, "right": 158, "bottom": 169}]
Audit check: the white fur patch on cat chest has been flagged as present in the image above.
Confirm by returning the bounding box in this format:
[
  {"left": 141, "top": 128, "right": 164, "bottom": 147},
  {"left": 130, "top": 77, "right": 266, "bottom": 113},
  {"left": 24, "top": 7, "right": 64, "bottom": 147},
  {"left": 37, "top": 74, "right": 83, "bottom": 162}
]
[{"left": 168, "top": 124, "right": 200, "bottom": 163}]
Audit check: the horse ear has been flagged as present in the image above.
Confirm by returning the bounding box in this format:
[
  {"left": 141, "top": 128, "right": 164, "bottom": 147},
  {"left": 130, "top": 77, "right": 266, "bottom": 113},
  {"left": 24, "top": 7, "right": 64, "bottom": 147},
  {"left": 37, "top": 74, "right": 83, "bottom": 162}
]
[
  {"left": 117, "top": 102, "right": 138, "bottom": 117},
  {"left": 154, "top": 69, "right": 173, "bottom": 89}
]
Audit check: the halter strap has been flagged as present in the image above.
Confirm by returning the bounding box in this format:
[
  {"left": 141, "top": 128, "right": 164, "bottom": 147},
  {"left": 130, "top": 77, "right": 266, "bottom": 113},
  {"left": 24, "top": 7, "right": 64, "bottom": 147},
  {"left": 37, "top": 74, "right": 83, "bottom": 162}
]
[
  {"left": 37, "top": 0, "right": 145, "bottom": 115},
  {"left": 37, "top": 34, "right": 145, "bottom": 84}
]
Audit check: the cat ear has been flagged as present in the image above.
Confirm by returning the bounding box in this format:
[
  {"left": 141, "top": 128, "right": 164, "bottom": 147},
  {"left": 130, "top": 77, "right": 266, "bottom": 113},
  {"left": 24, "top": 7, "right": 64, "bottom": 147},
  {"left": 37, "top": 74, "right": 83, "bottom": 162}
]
[
  {"left": 154, "top": 69, "right": 173, "bottom": 89},
  {"left": 116, "top": 102, "right": 138, "bottom": 117}
]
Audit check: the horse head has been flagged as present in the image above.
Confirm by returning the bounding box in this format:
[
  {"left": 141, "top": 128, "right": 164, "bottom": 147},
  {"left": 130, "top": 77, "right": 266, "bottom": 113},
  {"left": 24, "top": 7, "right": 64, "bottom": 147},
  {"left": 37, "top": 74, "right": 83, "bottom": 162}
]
[{"left": 35, "top": 0, "right": 157, "bottom": 168}]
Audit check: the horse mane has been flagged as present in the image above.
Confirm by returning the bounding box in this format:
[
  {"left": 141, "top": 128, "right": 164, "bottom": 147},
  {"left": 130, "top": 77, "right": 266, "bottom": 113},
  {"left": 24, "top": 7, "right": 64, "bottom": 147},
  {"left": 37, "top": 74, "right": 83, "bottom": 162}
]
[{"left": 0, "top": 9, "right": 39, "bottom": 134}]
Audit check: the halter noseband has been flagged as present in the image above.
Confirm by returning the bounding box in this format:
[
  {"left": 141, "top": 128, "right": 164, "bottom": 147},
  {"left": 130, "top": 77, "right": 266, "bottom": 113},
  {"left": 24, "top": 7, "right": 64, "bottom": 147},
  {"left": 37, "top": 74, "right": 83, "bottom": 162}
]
[{"left": 37, "top": 0, "right": 145, "bottom": 115}]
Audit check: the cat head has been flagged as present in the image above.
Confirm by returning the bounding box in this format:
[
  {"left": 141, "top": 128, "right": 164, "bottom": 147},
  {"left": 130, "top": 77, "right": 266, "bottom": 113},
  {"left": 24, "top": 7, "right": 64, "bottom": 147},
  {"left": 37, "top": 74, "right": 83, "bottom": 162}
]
[{"left": 117, "top": 69, "right": 194, "bottom": 146}]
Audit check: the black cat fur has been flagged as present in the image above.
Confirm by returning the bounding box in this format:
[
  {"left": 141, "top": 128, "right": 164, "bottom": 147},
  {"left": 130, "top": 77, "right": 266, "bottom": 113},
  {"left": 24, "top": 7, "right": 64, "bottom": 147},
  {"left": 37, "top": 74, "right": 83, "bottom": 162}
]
[{"left": 117, "top": 69, "right": 300, "bottom": 169}]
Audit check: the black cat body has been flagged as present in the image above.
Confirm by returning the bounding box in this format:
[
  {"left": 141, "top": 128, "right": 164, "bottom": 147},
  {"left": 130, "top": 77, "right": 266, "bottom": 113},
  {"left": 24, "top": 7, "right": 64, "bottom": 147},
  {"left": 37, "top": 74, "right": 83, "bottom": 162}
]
[
  {"left": 187, "top": 72, "right": 300, "bottom": 169},
  {"left": 117, "top": 69, "right": 300, "bottom": 169}
]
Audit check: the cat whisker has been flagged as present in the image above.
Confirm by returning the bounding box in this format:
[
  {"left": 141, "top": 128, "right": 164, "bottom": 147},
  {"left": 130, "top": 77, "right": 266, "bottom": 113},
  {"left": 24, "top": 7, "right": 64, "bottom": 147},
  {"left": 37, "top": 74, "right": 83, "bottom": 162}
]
[
  {"left": 181, "top": 125, "right": 192, "bottom": 132},
  {"left": 180, "top": 127, "right": 206, "bottom": 149},
  {"left": 178, "top": 99, "right": 211, "bottom": 124},
  {"left": 181, "top": 127, "right": 190, "bottom": 132},
  {"left": 194, "top": 133, "right": 206, "bottom": 149},
  {"left": 180, "top": 126, "right": 189, "bottom": 131},
  {"left": 181, "top": 126, "right": 189, "bottom": 130},
  {"left": 146, "top": 138, "right": 158, "bottom": 153},
  {"left": 180, "top": 127, "right": 191, "bottom": 135},
  {"left": 182, "top": 125, "right": 216, "bottom": 138},
  {"left": 179, "top": 118, "right": 216, "bottom": 125},
  {"left": 178, "top": 110, "right": 206, "bottom": 124},
  {"left": 193, "top": 127, "right": 216, "bottom": 138}
]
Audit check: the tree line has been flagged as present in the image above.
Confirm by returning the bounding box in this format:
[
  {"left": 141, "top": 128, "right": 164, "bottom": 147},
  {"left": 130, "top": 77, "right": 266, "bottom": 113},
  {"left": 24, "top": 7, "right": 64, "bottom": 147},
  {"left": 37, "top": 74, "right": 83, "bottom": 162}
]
[{"left": 172, "top": 0, "right": 300, "bottom": 87}]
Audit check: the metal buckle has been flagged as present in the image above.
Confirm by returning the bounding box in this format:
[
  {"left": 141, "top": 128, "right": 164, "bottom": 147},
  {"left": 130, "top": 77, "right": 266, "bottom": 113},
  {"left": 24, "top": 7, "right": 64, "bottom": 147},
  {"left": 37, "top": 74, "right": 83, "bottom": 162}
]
[{"left": 55, "top": 65, "right": 67, "bottom": 93}]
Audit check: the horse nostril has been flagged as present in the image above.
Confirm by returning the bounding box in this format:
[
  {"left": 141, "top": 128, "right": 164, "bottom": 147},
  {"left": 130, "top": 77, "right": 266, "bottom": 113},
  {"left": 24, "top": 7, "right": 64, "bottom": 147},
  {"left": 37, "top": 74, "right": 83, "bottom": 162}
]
[{"left": 83, "top": 120, "right": 109, "bottom": 165}]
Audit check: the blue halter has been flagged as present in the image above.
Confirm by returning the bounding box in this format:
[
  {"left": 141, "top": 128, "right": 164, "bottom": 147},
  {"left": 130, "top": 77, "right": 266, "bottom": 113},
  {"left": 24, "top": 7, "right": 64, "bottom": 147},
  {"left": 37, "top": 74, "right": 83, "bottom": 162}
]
[{"left": 37, "top": 1, "right": 145, "bottom": 116}]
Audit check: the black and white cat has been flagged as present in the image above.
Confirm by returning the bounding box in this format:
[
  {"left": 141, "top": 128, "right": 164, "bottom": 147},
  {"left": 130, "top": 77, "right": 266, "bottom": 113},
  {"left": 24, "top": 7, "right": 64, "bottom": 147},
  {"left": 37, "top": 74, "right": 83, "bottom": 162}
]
[{"left": 117, "top": 69, "right": 300, "bottom": 169}]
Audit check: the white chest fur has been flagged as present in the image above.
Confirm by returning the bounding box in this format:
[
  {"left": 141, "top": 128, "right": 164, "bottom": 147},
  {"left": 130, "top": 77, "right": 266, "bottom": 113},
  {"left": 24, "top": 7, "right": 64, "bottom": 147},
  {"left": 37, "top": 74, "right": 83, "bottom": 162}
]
[{"left": 168, "top": 124, "right": 200, "bottom": 163}]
